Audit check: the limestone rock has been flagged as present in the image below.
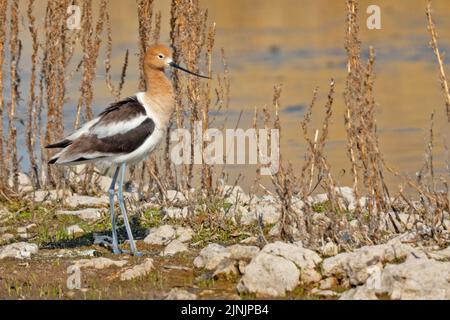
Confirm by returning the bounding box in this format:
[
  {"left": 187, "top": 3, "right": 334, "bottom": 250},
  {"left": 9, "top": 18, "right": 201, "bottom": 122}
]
[
  {"left": 57, "top": 208, "right": 103, "bottom": 221},
  {"left": 161, "top": 240, "right": 188, "bottom": 257},
  {"left": 65, "top": 195, "right": 109, "bottom": 208},
  {"left": 166, "top": 288, "right": 197, "bottom": 300},
  {"left": 193, "top": 243, "right": 231, "bottom": 270},
  {"left": 72, "top": 257, "right": 128, "bottom": 270},
  {"left": 237, "top": 252, "right": 300, "bottom": 297},
  {"left": 0, "top": 242, "right": 38, "bottom": 259},
  {"left": 322, "top": 238, "right": 417, "bottom": 285},
  {"left": 120, "top": 258, "right": 154, "bottom": 281}
]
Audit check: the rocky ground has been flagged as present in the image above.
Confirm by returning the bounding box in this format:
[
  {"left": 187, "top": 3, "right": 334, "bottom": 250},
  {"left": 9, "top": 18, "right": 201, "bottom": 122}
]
[{"left": 0, "top": 173, "right": 449, "bottom": 300}]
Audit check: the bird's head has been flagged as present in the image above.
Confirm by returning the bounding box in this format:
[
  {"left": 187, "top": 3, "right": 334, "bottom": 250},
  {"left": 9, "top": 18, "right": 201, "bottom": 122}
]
[{"left": 144, "top": 44, "right": 210, "bottom": 79}]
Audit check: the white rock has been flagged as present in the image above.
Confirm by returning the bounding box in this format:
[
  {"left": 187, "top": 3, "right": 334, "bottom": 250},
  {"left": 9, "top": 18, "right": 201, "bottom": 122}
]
[
  {"left": 165, "top": 190, "right": 187, "bottom": 203},
  {"left": 29, "top": 190, "right": 68, "bottom": 203},
  {"left": 240, "top": 236, "right": 258, "bottom": 245},
  {"left": 310, "top": 193, "right": 328, "bottom": 204},
  {"left": 144, "top": 225, "right": 176, "bottom": 245},
  {"left": 120, "top": 258, "right": 154, "bottom": 281},
  {"left": 193, "top": 243, "right": 231, "bottom": 270},
  {"left": 57, "top": 208, "right": 103, "bottom": 221},
  {"left": 223, "top": 185, "right": 250, "bottom": 205},
  {"left": 213, "top": 259, "right": 239, "bottom": 280},
  {"left": 234, "top": 205, "right": 254, "bottom": 225},
  {"left": 0, "top": 233, "right": 14, "bottom": 244},
  {"left": 72, "top": 257, "right": 128, "bottom": 270},
  {"left": 300, "top": 268, "right": 322, "bottom": 285},
  {"left": 262, "top": 242, "right": 322, "bottom": 270},
  {"left": 322, "top": 239, "right": 418, "bottom": 285},
  {"left": 67, "top": 224, "right": 84, "bottom": 236},
  {"left": 228, "top": 244, "right": 260, "bottom": 261},
  {"left": 251, "top": 203, "right": 281, "bottom": 225},
  {"left": 97, "top": 176, "right": 113, "bottom": 192},
  {"left": 0, "top": 242, "right": 38, "bottom": 260},
  {"left": 161, "top": 240, "right": 188, "bottom": 257},
  {"left": 341, "top": 258, "right": 450, "bottom": 300},
  {"left": 166, "top": 288, "right": 197, "bottom": 300},
  {"left": 319, "top": 277, "right": 338, "bottom": 290},
  {"left": 162, "top": 207, "right": 189, "bottom": 219},
  {"left": 175, "top": 226, "right": 194, "bottom": 243},
  {"left": 65, "top": 195, "right": 109, "bottom": 208},
  {"left": 321, "top": 241, "right": 339, "bottom": 257},
  {"left": 427, "top": 246, "right": 450, "bottom": 260},
  {"left": 237, "top": 252, "right": 300, "bottom": 297},
  {"left": 311, "top": 288, "right": 341, "bottom": 298},
  {"left": 339, "top": 286, "right": 378, "bottom": 300},
  {"left": 8, "top": 173, "right": 33, "bottom": 192}
]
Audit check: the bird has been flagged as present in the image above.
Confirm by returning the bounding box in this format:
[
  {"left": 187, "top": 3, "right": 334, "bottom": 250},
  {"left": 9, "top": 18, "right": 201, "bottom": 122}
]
[{"left": 46, "top": 44, "right": 210, "bottom": 256}]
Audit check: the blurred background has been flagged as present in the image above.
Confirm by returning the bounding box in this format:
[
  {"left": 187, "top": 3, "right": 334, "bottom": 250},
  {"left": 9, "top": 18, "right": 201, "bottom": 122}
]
[{"left": 15, "top": 0, "right": 450, "bottom": 190}]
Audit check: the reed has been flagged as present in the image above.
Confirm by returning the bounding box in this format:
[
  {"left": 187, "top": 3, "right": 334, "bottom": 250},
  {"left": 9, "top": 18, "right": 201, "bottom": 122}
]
[
  {"left": 0, "top": 0, "right": 7, "bottom": 192},
  {"left": 26, "top": 0, "right": 39, "bottom": 189},
  {"left": 426, "top": 0, "right": 450, "bottom": 122}
]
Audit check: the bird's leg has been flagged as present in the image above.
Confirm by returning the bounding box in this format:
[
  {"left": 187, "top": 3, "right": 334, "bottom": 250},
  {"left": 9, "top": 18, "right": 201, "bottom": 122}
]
[
  {"left": 117, "top": 163, "right": 141, "bottom": 256},
  {"left": 109, "top": 166, "right": 121, "bottom": 254}
]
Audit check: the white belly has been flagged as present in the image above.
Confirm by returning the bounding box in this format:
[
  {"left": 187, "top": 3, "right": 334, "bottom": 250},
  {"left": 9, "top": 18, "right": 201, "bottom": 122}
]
[{"left": 111, "top": 127, "right": 165, "bottom": 164}]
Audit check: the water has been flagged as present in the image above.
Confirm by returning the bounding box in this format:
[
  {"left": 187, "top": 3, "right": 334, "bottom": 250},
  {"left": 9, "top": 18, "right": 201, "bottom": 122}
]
[{"left": 11, "top": 0, "right": 450, "bottom": 190}]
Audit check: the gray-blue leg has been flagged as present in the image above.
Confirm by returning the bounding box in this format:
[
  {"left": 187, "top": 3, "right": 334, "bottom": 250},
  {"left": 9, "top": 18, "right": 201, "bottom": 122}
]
[
  {"left": 109, "top": 166, "right": 121, "bottom": 254},
  {"left": 118, "top": 163, "right": 141, "bottom": 256}
]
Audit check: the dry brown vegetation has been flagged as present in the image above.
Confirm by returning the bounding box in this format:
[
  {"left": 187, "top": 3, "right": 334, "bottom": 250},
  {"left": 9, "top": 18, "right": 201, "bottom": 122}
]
[{"left": 0, "top": 0, "right": 448, "bottom": 250}]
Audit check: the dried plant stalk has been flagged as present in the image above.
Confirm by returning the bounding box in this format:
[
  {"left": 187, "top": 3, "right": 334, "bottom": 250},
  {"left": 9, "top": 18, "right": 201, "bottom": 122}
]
[
  {"left": 26, "top": 0, "right": 40, "bottom": 189},
  {"left": 0, "top": 0, "right": 7, "bottom": 191},
  {"left": 426, "top": 0, "right": 450, "bottom": 122},
  {"left": 7, "top": 0, "right": 20, "bottom": 191}
]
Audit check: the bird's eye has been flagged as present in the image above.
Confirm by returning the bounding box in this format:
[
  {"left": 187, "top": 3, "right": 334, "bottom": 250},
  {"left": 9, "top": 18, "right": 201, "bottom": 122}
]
[{"left": 158, "top": 54, "right": 164, "bottom": 59}]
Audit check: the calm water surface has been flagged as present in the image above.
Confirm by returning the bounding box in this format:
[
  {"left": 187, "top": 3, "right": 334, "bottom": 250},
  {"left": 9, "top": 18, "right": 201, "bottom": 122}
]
[{"left": 15, "top": 0, "right": 450, "bottom": 190}]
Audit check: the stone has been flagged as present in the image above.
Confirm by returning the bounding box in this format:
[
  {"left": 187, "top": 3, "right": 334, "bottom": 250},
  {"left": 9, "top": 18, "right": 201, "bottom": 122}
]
[
  {"left": 237, "top": 252, "right": 300, "bottom": 297},
  {"left": 235, "top": 206, "right": 254, "bottom": 225},
  {"left": 120, "top": 258, "right": 154, "bottom": 281},
  {"left": 144, "top": 225, "right": 176, "bottom": 245},
  {"left": 311, "top": 288, "right": 341, "bottom": 298},
  {"left": 97, "top": 176, "right": 113, "bottom": 192},
  {"left": 175, "top": 226, "right": 194, "bottom": 243},
  {"left": 262, "top": 242, "right": 322, "bottom": 270},
  {"left": 310, "top": 193, "right": 328, "bottom": 204},
  {"left": 240, "top": 236, "right": 258, "bottom": 245},
  {"left": 65, "top": 195, "right": 109, "bottom": 208},
  {"left": 166, "top": 288, "right": 197, "bottom": 300},
  {"left": 162, "top": 207, "right": 189, "bottom": 219},
  {"left": 165, "top": 190, "right": 187, "bottom": 203},
  {"left": 67, "top": 224, "right": 84, "bottom": 236},
  {"left": 0, "top": 233, "right": 14, "bottom": 244},
  {"left": 339, "top": 286, "right": 378, "bottom": 300},
  {"left": 340, "top": 258, "right": 450, "bottom": 300},
  {"left": 161, "top": 240, "right": 188, "bottom": 257},
  {"left": 321, "top": 241, "right": 339, "bottom": 257},
  {"left": 0, "top": 242, "right": 38, "bottom": 260},
  {"left": 193, "top": 243, "right": 231, "bottom": 270},
  {"left": 57, "top": 208, "right": 103, "bottom": 221},
  {"left": 322, "top": 238, "right": 417, "bottom": 285},
  {"left": 252, "top": 202, "right": 281, "bottom": 225},
  {"left": 223, "top": 185, "right": 250, "bottom": 205},
  {"left": 300, "top": 268, "right": 322, "bottom": 285},
  {"left": 213, "top": 259, "right": 239, "bottom": 280},
  {"left": 72, "top": 257, "right": 128, "bottom": 270},
  {"left": 8, "top": 173, "right": 33, "bottom": 192},
  {"left": 319, "top": 277, "right": 339, "bottom": 290},
  {"left": 228, "top": 244, "right": 260, "bottom": 261},
  {"left": 427, "top": 246, "right": 450, "bottom": 261},
  {"left": 29, "top": 190, "right": 67, "bottom": 203}
]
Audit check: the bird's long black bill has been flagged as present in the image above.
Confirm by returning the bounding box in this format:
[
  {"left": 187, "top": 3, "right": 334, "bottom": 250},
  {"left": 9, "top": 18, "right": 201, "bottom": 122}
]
[{"left": 169, "top": 62, "right": 211, "bottom": 79}]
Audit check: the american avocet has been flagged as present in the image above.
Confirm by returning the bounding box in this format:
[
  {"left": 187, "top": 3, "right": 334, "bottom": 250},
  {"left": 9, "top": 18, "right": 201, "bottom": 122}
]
[{"left": 46, "top": 44, "right": 210, "bottom": 255}]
